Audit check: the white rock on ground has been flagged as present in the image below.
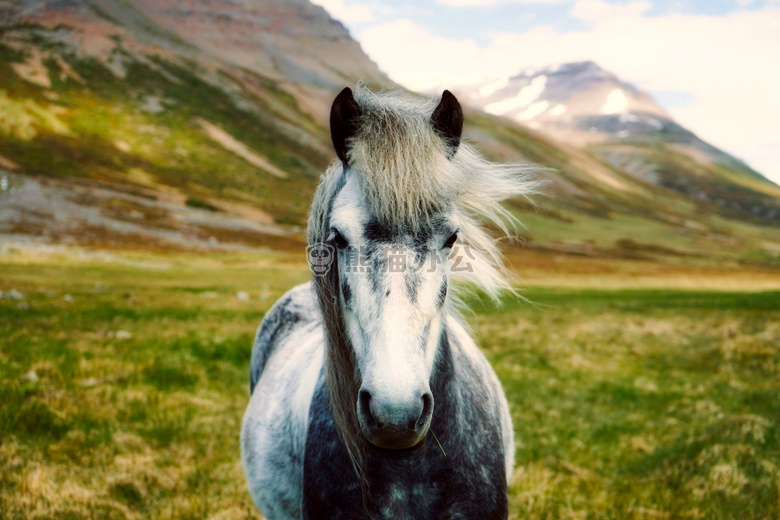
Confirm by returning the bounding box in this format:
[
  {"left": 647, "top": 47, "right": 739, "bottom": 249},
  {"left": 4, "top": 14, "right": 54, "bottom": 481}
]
[{"left": 2, "top": 289, "right": 25, "bottom": 300}]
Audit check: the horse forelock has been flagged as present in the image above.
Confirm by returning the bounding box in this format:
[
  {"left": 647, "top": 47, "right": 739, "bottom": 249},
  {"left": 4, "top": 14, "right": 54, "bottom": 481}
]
[
  {"left": 348, "top": 87, "right": 458, "bottom": 229},
  {"left": 339, "top": 86, "right": 539, "bottom": 300}
]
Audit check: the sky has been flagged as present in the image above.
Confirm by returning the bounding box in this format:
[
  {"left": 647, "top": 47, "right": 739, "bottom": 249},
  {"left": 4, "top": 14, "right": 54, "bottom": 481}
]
[{"left": 310, "top": 0, "right": 780, "bottom": 185}]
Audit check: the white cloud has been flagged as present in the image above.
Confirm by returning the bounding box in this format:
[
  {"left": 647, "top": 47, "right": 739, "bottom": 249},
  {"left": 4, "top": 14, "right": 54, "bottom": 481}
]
[
  {"left": 358, "top": 19, "right": 487, "bottom": 88},
  {"left": 438, "top": 0, "right": 564, "bottom": 5},
  {"left": 358, "top": 9, "right": 780, "bottom": 184},
  {"left": 437, "top": 0, "right": 498, "bottom": 6},
  {"left": 310, "top": 0, "right": 373, "bottom": 24},
  {"left": 751, "top": 139, "right": 780, "bottom": 180},
  {"left": 571, "top": 0, "right": 651, "bottom": 22}
]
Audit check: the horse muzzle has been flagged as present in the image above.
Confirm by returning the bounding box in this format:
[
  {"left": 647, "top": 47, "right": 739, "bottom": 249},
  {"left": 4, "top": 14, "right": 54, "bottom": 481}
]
[{"left": 357, "top": 388, "right": 434, "bottom": 449}]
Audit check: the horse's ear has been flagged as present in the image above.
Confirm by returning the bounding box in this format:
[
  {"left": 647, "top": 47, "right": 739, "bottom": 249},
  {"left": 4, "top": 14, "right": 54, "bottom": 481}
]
[
  {"left": 330, "top": 87, "right": 362, "bottom": 165},
  {"left": 431, "top": 90, "right": 463, "bottom": 158}
]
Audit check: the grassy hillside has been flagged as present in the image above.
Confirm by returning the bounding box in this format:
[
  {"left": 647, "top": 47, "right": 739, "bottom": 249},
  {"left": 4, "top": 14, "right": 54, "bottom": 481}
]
[
  {"left": 590, "top": 139, "right": 780, "bottom": 223},
  {"left": 1, "top": 248, "right": 779, "bottom": 519},
  {"left": 0, "top": 28, "right": 327, "bottom": 226},
  {"left": 467, "top": 111, "right": 780, "bottom": 266}
]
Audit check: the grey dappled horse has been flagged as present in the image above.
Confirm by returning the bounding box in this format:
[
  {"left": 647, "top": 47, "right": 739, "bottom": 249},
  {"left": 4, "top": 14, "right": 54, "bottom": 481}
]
[{"left": 241, "top": 86, "right": 536, "bottom": 519}]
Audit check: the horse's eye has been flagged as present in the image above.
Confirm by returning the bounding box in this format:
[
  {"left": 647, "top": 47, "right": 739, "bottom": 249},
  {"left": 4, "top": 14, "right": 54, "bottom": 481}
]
[
  {"left": 333, "top": 230, "right": 349, "bottom": 250},
  {"left": 443, "top": 232, "right": 458, "bottom": 249}
]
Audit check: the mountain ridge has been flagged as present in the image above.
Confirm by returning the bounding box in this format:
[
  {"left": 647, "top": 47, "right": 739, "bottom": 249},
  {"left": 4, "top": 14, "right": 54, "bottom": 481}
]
[{"left": 0, "top": 1, "right": 778, "bottom": 265}]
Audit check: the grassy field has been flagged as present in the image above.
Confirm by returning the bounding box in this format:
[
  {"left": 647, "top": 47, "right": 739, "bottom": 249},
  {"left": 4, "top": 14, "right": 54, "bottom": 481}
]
[{"left": 1, "top": 247, "right": 779, "bottom": 519}]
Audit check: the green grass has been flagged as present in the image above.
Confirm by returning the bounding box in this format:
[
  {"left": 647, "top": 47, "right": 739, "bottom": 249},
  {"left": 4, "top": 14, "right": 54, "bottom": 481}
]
[
  {"left": 1, "top": 250, "right": 779, "bottom": 519},
  {"left": 0, "top": 250, "right": 308, "bottom": 519},
  {"left": 472, "top": 288, "right": 780, "bottom": 519}
]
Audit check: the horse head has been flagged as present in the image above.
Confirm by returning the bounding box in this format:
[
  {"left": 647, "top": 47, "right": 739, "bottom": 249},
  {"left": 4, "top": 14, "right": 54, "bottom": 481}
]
[{"left": 309, "top": 86, "right": 535, "bottom": 459}]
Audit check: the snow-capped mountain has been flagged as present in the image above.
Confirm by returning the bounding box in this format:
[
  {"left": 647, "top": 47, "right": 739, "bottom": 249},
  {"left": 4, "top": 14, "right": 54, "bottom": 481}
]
[
  {"left": 459, "top": 61, "right": 780, "bottom": 220},
  {"left": 459, "top": 61, "right": 670, "bottom": 145}
]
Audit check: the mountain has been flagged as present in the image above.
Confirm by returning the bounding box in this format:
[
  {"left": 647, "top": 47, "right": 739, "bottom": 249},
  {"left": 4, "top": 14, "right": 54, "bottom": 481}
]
[
  {"left": 463, "top": 61, "right": 668, "bottom": 138},
  {"left": 1, "top": 0, "right": 385, "bottom": 121},
  {"left": 0, "top": 2, "right": 779, "bottom": 265},
  {"left": 0, "top": 0, "right": 388, "bottom": 249},
  {"left": 459, "top": 62, "right": 780, "bottom": 222}
]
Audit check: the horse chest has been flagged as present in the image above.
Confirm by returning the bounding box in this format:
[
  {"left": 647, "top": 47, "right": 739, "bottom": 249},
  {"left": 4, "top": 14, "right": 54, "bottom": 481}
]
[
  {"left": 302, "top": 382, "right": 508, "bottom": 520},
  {"left": 302, "top": 436, "right": 448, "bottom": 519}
]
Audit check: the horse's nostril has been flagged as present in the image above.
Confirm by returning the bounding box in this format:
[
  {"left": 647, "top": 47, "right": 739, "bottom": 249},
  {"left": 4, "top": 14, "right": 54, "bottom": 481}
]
[
  {"left": 416, "top": 392, "right": 434, "bottom": 430},
  {"left": 360, "top": 387, "right": 433, "bottom": 439},
  {"left": 358, "top": 389, "right": 379, "bottom": 428}
]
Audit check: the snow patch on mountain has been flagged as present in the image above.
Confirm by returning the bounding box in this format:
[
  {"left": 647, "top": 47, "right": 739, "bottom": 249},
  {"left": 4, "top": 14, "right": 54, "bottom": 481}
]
[
  {"left": 484, "top": 75, "right": 547, "bottom": 116},
  {"left": 602, "top": 89, "right": 629, "bottom": 114},
  {"left": 647, "top": 118, "right": 663, "bottom": 130},
  {"left": 517, "top": 101, "right": 550, "bottom": 121}
]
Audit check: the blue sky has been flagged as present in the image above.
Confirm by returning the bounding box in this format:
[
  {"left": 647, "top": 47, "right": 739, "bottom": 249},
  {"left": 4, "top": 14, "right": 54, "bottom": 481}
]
[{"left": 313, "top": 0, "right": 780, "bottom": 184}]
